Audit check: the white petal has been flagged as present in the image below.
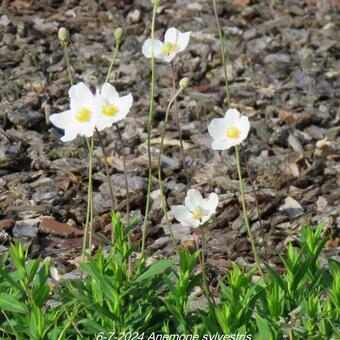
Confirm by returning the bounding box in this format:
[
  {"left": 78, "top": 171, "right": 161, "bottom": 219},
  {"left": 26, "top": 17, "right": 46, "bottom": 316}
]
[
  {"left": 95, "top": 116, "right": 112, "bottom": 131},
  {"left": 49, "top": 110, "right": 72, "bottom": 129},
  {"left": 203, "top": 193, "right": 219, "bottom": 215},
  {"left": 164, "top": 27, "right": 179, "bottom": 44},
  {"left": 101, "top": 83, "right": 119, "bottom": 103},
  {"left": 117, "top": 93, "right": 133, "bottom": 115},
  {"left": 177, "top": 31, "right": 191, "bottom": 52},
  {"left": 238, "top": 115, "right": 250, "bottom": 141},
  {"left": 69, "top": 82, "right": 93, "bottom": 111},
  {"left": 201, "top": 214, "right": 211, "bottom": 225},
  {"left": 208, "top": 118, "right": 228, "bottom": 142},
  {"left": 185, "top": 189, "right": 204, "bottom": 212},
  {"left": 211, "top": 139, "right": 239, "bottom": 150},
  {"left": 75, "top": 121, "right": 95, "bottom": 138},
  {"left": 162, "top": 53, "right": 177, "bottom": 63},
  {"left": 224, "top": 108, "right": 240, "bottom": 124},
  {"left": 60, "top": 126, "right": 78, "bottom": 142},
  {"left": 142, "top": 38, "right": 163, "bottom": 59},
  {"left": 171, "top": 205, "right": 196, "bottom": 227}
]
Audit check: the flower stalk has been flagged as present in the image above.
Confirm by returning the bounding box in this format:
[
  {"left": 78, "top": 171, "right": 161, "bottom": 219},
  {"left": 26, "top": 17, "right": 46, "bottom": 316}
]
[
  {"left": 171, "top": 62, "right": 189, "bottom": 185},
  {"left": 157, "top": 86, "right": 184, "bottom": 253},
  {"left": 141, "top": 2, "right": 158, "bottom": 259},
  {"left": 58, "top": 30, "right": 94, "bottom": 260},
  {"left": 212, "top": 0, "right": 263, "bottom": 277},
  {"left": 82, "top": 137, "right": 94, "bottom": 260},
  {"left": 115, "top": 124, "right": 130, "bottom": 221},
  {"left": 235, "top": 146, "right": 263, "bottom": 277},
  {"left": 96, "top": 128, "right": 116, "bottom": 215},
  {"left": 105, "top": 28, "right": 121, "bottom": 83}
]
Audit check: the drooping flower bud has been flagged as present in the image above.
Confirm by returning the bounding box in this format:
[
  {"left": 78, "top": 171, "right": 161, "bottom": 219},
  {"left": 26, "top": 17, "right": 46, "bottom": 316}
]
[
  {"left": 179, "top": 77, "right": 189, "bottom": 89},
  {"left": 114, "top": 27, "right": 123, "bottom": 42},
  {"left": 58, "top": 27, "right": 69, "bottom": 43}
]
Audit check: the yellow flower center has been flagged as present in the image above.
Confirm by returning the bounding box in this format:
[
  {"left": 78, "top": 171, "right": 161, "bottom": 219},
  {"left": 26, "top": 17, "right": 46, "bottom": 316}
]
[
  {"left": 192, "top": 208, "right": 203, "bottom": 221},
  {"left": 102, "top": 104, "right": 118, "bottom": 117},
  {"left": 226, "top": 127, "right": 240, "bottom": 139},
  {"left": 75, "top": 107, "right": 91, "bottom": 122},
  {"left": 162, "top": 42, "right": 178, "bottom": 55}
]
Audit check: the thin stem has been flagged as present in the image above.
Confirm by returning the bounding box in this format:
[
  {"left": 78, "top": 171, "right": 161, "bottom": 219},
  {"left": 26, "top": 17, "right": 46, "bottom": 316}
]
[
  {"left": 61, "top": 41, "right": 94, "bottom": 261},
  {"left": 96, "top": 128, "right": 115, "bottom": 216},
  {"left": 241, "top": 145, "right": 268, "bottom": 261},
  {"left": 235, "top": 146, "right": 264, "bottom": 277},
  {"left": 171, "top": 62, "right": 189, "bottom": 185},
  {"left": 82, "top": 137, "right": 94, "bottom": 261},
  {"left": 105, "top": 40, "right": 120, "bottom": 83},
  {"left": 141, "top": 4, "right": 157, "bottom": 259},
  {"left": 115, "top": 124, "right": 130, "bottom": 220},
  {"left": 212, "top": 0, "right": 231, "bottom": 108},
  {"left": 158, "top": 88, "right": 183, "bottom": 253},
  {"left": 63, "top": 44, "right": 73, "bottom": 86},
  {"left": 197, "top": 227, "right": 216, "bottom": 308}
]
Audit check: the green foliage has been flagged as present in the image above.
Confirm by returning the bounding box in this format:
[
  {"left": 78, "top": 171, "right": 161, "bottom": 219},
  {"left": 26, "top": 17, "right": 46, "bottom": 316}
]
[{"left": 0, "top": 222, "right": 339, "bottom": 339}]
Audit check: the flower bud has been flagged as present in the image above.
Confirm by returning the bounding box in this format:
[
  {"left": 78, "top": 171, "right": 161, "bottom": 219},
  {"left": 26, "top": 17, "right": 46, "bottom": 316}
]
[
  {"left": 58, "top": 27, "right": 69, "bottom": 42},
  {"left": 179, "top": 77, "right": 189, "bottom": 89},
  {"left": 114, "top": 27, "right": 123, "bottom": 42},
  {"left": 151, "top": 0, "right": 160, "bottom": 6}
]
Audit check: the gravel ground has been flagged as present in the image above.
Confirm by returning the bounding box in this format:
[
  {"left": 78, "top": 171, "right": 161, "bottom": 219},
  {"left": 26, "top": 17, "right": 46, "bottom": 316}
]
[{"left": 0, "top": 0, "right": 339, "bottom": 278}]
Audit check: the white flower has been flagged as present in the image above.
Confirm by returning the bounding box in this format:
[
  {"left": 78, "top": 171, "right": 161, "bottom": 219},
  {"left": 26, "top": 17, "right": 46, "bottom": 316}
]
[
  {"left": 208, "top": 108, "right": 250, "bottom": 150},
  {"left": 49, "top": 82, "right": 96, "bottom": 142},
  {"left": 94, "top": 83, "right": 133, "bottom": 131},
  {"left": 171, "top": 189, "right": 218, "bottom": 228},
  {"left": 142, "top": 27, "right": 191, "bottom": 63}
]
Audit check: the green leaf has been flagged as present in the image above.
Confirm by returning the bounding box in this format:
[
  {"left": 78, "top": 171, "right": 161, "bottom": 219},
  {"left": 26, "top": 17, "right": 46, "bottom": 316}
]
[
  {"left": 135, "top": 259, "right": 175, "bottom": 283},
  {"left": 0, "top": 266, "right": 24, "bottom": 292},
  {"left": 255, "top": 315, "right": 274, "bottom": 339},
  {"left": 0, "top": 293, "right": 27, "bottom": 314}
]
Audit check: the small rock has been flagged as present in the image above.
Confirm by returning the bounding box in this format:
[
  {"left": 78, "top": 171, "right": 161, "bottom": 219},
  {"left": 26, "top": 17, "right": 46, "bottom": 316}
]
[
  {"left": 279, "top": 197, "right": 304, "bottom": 219},
  {"left": 7, "top": 109, "right": 43, "bottom": 128},
  {"left": 149, "top": 236, "right": 170, "bottom": 250},
  {"left": 40, "top": 217, "right": 84, "bottom": 237},
  {"left": 0, "top": 230, "right": 10, "bottom": 242},
  {"left": 127, "top": 9, "right": 142, "bottom": 23},
  {"left": 164, "top": 223, "right": 191, "bottom": 242},
  {"left": 264, "top": 53, "right": 290, "bottom": 64},
  {"left": 13, "top": 219, "right": 39, "bottom": 238},
  {"left": 0, "top": 218, "right": 15, "bottom": 231},
  {"left": 316, "top": 196, "right": 328, "bottom": 213}
]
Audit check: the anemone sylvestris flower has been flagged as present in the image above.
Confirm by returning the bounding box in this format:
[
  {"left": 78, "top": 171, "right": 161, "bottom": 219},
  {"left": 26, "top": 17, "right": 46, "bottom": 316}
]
[
  {"left": 95, "top": 83, "right": 133, "bottom": 131},
  {"left": 208, "top": 108, "right": 250, "bottom": 150},
  {"left": 50, "top": 82, "right": 133, "bottom": 141},
  {"left": 171, "top": 189, "right": 218, "bottom": 228},
  {"left": 142, "top": 27, "right": 191, "bottom": 63},
  {"left": 49, "top": 82, "right": 96, "bottom": 142}
]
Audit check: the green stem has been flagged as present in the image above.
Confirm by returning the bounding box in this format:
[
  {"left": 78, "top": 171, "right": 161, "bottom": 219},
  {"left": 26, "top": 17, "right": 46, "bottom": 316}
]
[
  {"left": 61, "top": 41, "right": 95, "bottom": 260},
  {"left": 241, "top": 144, "right": 268, "bottom": 261},
  {"left": 200, "top": 226, "right": 216, "bottom": 307},
  {"left": 171, "top": 62, "right": 189, "bottom": 185},
  {"left": 115, "top": 124, "right": 130, "bottom": 221},
  {"left": 212, "top": 0, "right": 231, "bottom": 108},
  {"left": 141, "top": 4, "right": 158, "bottom": 259},
  {"left": 105, "top": 40, "right": 120, "bottom": 83},
  {"left": 82, "top": 137, "right": 94, "bottom": 260},
  {"left": 235, "top": 146, "right": 263, "bottom": 277},
  {"left": 96, "top": 128, "right": 115, "bottom": 217},
  {"left": 213, "top": 0, "right": 263, "bottom": 278},
  {"left": 158, "top": 88, "right": 183, "bottom": 253},
  {"left": 63, "top": 44, "right": 73, "bottom": 86}
]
